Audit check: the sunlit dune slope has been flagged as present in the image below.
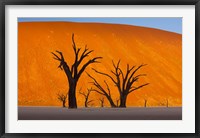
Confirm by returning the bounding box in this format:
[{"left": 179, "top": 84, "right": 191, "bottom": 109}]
[{"left": 18, "top": 22, "right": 182, "bottom": 107}]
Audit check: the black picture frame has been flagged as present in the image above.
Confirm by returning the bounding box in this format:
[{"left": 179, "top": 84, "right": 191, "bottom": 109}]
[{"left": 0, "top": 0, "right": 200, "bottom": 137}]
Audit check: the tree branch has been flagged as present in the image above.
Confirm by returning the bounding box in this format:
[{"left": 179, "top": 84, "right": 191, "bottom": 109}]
[
  {"left": 128, "top": 83, "right": 149, "bottom": 93},
  {"left": 57, "top": 93, "right": 67, "bottom": 102},
  {"left": 121, "top": 64, "right": 135, "bottom": 91},
  {"left": 87, "top": 100, "right": 94, "bottom": 104},
  {"left": 87, "top": 73, "right": 107, "bottom": 95},
  {"left": 92, "top": 68, "right": 117, "bottom": 84},
  {"left": 112, "top": 60, "right": 120, "bottom": 69},
  {"left": 76, "top": 57, "right": 102, "bottom": 79},
  {"left": 127, "top": 64, "right": 147, "bottom": 83},
  {"left": 72, "top": 33, "right": 77, "bottom": 53},
  {"left": 104, "top": 80, "right": 111, "bottom": 96},
  {"left": 129, "top": 74, "right": 147, "bottom": 88},
  {"left": 51, "top": 52, "right": 61, "bottom": 61},
  {"left": 77, "top": 45, "right": 94, "bottom": 67},
  {"left": 79, "top": 91, "right": 87, "bottom": 98},
  {"left": 51, "top": 51, "right": 72, "bottom": 79},
  {"left": 91, "top": 88, "right": 105, "bottom": 95},
  {"left": 112, "top": 60, "right": 122, "bottom": 94},
  {"left": 125, "top": 64, "right": 147, "bottom": 91}
]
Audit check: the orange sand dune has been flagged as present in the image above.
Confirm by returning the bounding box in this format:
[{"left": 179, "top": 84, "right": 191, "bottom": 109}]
[{"left": 18, "top": 22, "right": 182, "bottom": 107}]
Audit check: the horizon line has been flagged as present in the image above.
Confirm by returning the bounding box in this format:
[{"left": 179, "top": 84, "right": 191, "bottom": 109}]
[{"left": 18, "top": 17, "right": 182, "bottom": 34}]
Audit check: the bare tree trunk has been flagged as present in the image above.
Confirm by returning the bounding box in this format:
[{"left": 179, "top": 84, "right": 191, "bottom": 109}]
[
  {"left": 101, "top": 102, "right": 104, "bottom": 107},
  {"left": 119, "top": 95, "right": 127, "bottom": 108},
  {"left": 63, "top": 100, "right": 66, "bottom": 107},
  {"left": 85, "top": 101, "right": 88, "bottom": 108},
  {"left": 68, "top": 82, "right": 77, "bottom": 108}
]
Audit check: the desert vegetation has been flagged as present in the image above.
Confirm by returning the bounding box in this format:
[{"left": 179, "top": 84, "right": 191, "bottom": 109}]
[
  {"left": 88, "top": 60, "right": 149, "bottom": 108},
  {"left": 79, "top": 88, "right": 94, "bottom": 108},
  {"left": 57, "top": 92, "right": 67, "bottom": 107},
  {"left": 52, "top": 34, "right": 149, "bottom": 109},
  {"left": 52, "top": 34, "right": 102, "bottom": 108}
]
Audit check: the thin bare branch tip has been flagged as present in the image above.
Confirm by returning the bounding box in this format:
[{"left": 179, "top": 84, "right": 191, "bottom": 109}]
[
  {"left": 117, "top": 59, "right": 121, "bottom": 64},
  {"left": 53, "top": 57, "right": 60, "bottom": 61},
  {"left": 97, "top": 56, "right": 103, "bottom": 59},
  {"left": 51, "top": 52, "right": 59, "bottom": 57},
  {"left": 94, "top": 61, "right": 101, "bottom": 63},
  {"left": 56, "top": 50, "right": 62, "bottom": 55},
  {"left": 86, "top": 72, "right": 89, "bottom": 75},
  {"left": 86, "top": 72, "right": 92, "bottom": 77},
  {"left": 142, "top": 63, "right": 147, "bottom": 66},
  {"left": 111, "top": 60, "right": 115, "bottom": 65}
]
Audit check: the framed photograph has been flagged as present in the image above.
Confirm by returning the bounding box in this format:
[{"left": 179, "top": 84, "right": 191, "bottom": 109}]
[{"left": 1, "top": 0, "right": 200, "bottom": 137}]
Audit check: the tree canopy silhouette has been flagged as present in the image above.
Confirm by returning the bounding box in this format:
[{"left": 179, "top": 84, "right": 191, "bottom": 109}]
[
  {"left": 52, "top": 34, "right": 102, "bottom": 108},
  {"left": 88, "top": 60, "right": 149, "bottom": 107},
  {"left": 79, "top": 88, "right": 94, "bottom": 108},
  {"left": 57, "top": 92, "right": 67, "bottom": 107}
]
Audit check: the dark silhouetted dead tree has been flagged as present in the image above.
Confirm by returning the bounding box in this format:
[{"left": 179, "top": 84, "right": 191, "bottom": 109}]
[
  {"left": 87, "top": 73, "right": 117, "bottom": 108},
  {"left": 99, "top": 97, "right": 104, "bottom": 107},
  {"left": 52, "top": 34, "right": 102, "bottom": 108},
  {"left": 91, "top": 60, "right": 149, "bottom": 108},
  {"left": 57, "top": 93, "right": 67, "bottom": 107},
  {"left": 79, "top": 88, "right": 94, "bottom": 108}
]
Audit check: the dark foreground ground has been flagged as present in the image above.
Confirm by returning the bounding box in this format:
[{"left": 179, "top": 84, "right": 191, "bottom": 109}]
[{"left": 18, "top": 106, "right": 182, "bottom": 120}]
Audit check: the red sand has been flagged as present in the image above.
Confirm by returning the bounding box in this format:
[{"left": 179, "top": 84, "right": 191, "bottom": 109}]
[{"left": 18, "top": 22, "right": 182, "bottom": 107}]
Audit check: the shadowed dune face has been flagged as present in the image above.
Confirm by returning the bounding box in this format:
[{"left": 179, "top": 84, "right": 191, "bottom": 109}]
[{"left": 18, "top": 22, "right": 182, "bottom": 107}]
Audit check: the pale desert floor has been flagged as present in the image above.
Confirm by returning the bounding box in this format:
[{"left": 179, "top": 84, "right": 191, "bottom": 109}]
[{"left": 18, "top": 106, "right": 182, "bottom": 120}]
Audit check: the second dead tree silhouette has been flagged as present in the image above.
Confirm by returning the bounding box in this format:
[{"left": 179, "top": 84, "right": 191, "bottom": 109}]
[
  {"left": 79, "top": 88, "right": 94, "bottom": 108},
  {"left": 52, "top": 34, "right": 102, "bottom": 108},
  {"left": 88, "top": 60, "right": 149, "bottom": 108},
  {"left": 57, "top": 93, "right": 67, "bottom": 107}
]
